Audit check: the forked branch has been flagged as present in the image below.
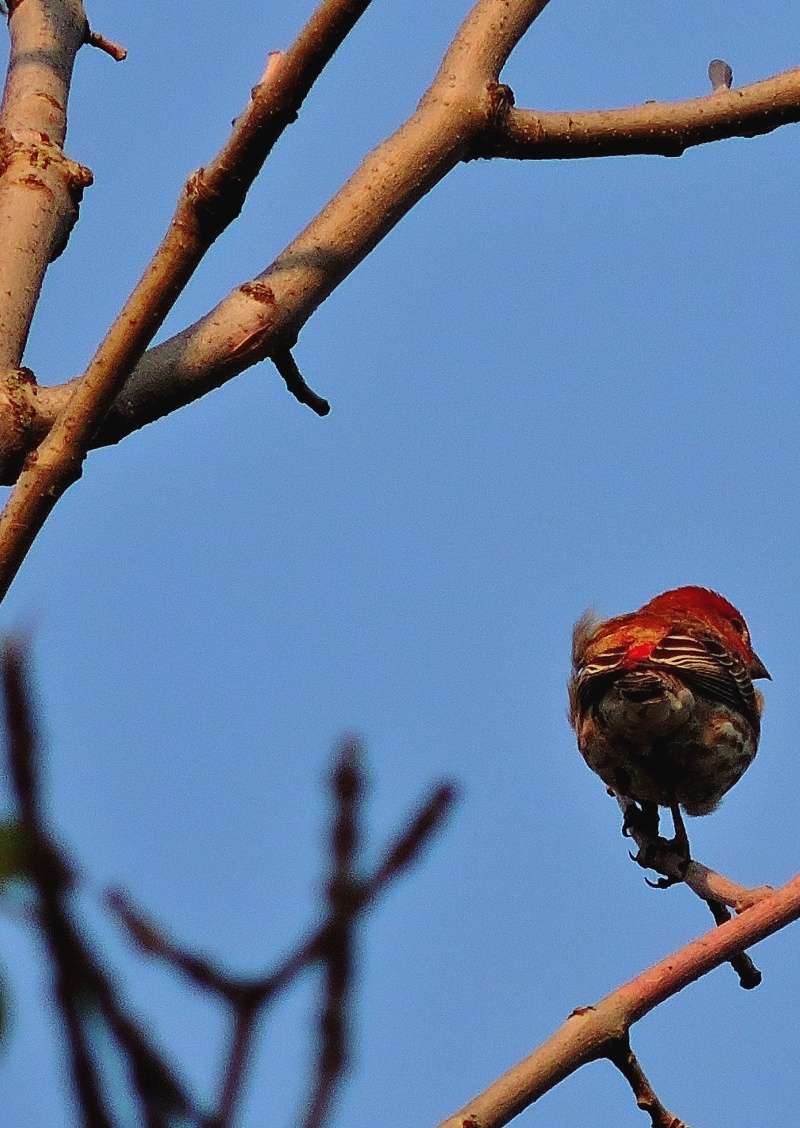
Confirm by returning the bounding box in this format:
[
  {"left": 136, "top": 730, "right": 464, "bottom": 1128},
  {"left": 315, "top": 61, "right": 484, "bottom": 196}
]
[
  {"left": 0, "top": 0, "right": 382, "bottom": 598},
  {"left": 1, "top": 641, "right": 457, "bottom": 1127},
  {"left": 2, "top": 3, "right": 800, "bottom": 603},
  {"left": 438, "top": 871, "right": 800, "bottom": 1128}
]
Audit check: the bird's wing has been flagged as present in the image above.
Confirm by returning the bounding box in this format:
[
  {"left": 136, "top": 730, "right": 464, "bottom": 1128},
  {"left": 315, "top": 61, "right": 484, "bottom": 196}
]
[
  {"left": 649, "top": 630, "right": 760, "bottom": 724},
  {"left": 572, "top": 619, "right": 759, "bottom": 727}
]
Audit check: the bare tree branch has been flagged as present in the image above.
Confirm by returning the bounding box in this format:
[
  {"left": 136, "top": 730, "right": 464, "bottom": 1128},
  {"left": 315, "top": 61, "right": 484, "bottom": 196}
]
[
  {"left": 0, "top": 0, "right": 91, "bottom": 370},
  {"left": 437, "top": 872, "right": 800, "bottom": 1128},
  {"left": 67, "top": 0, "right": 550, "bottom": 454},
  {"left": 483, "top": 66, "right": 800, "bottom": 160},
  {"left": 2, "top": 639, "right": 458, "bottom": 1126},
  {"left": 1, "top": 5, "right": 799, "bottom": 612},
  {"left": 20, "top": 34, "right": 800, "bottom": 477},
  {"left": 0, "top": 0, "right": 380, "bottom": 601}
]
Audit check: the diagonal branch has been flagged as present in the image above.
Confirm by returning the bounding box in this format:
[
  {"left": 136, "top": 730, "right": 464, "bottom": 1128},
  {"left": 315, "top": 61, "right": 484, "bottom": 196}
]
[
  {"left": 74, "top": 0, "right": 550, "bottom": 453},
  {"left": 0, "top": 0, "right": 380, "bottom": 601},
  {"left": 438, "top": 872, "right": 800, "bottom": 1128},
  {"left": 35, "top": 36, "right": 800, "bottom": 467}
]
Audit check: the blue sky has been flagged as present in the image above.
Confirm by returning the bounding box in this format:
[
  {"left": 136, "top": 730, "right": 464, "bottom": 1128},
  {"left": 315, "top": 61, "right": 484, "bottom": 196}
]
[{"left": 2, "top": 2, "right": 800, "bottom": 1124}]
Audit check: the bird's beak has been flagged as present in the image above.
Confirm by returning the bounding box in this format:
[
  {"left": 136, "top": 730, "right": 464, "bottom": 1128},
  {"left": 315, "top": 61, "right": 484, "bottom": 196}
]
[{"left": 751, "top": 652, "right": 771, "bottom": 680}]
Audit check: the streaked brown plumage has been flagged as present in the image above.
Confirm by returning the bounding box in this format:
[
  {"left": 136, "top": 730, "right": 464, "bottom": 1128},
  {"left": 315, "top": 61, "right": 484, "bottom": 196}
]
[{"left": 569, "top": 587, "right": 770, "bottom": 823}]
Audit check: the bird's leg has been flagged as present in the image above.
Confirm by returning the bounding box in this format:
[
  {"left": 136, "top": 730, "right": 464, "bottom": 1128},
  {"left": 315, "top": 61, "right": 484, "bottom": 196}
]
[
  {"left": 668, "top": 802, "right": 690, "bottom": 863},
  {"left": 642, "top": 802, "right": 691, "bottom": 889},
  {"left": 621, "top": 798, "right": 660, "bottom": 841}
]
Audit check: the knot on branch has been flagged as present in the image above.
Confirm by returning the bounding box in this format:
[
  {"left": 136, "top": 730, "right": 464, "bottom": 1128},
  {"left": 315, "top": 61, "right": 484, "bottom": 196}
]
[
  {"left": 487, "top": 81, "right": 515, "bottom": 124},
  {"left": 0, "top": 368, "right": 47, "bottom": 485},
  {"left": 183, "top": 167, "right": 244, "bottom": 238}
]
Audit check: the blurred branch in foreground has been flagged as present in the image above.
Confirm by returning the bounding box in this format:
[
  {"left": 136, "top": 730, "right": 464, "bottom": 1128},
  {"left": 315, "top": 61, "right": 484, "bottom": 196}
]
[{"left": 0, "top": 641, "right": 457, "bottom": 1127}]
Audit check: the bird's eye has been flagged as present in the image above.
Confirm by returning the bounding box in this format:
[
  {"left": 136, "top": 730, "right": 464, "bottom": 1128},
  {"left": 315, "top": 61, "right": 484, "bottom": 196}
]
[{"left": 730, "top": 617, "right": 747, "bottom": 638}]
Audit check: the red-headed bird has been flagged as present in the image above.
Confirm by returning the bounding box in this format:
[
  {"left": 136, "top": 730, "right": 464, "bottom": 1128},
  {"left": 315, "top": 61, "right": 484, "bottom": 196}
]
[{"left": 569, "top": 586, "right": 770, "bottom": 854}]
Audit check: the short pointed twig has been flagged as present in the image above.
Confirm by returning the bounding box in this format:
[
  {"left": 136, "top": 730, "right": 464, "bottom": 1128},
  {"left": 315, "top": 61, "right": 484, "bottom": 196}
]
[
  {"left": 271, "top": 348, "right": 331, "bottom": 416},
  {"left": 607, "top": 1035, "right": 689, "bottom": 1128},
  {"left": 705, "top": 899, "right": 761, "bottom": 989},
  {"left": 106, "top": 888, "right": 246, "bottom": 1003},
  {"left": 85, "top": 28, "right": 128, "bottom": 62}
]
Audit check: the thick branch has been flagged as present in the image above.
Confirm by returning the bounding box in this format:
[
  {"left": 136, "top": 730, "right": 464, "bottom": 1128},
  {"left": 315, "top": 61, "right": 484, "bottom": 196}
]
[
  {"left": 0, "top": 0, "right": 90, "bottom": 368},
  {"left": 483, "top": 67, "right": 800, "bottom": 160},
  {"left": 0, "top": 0, "right": 379, "bottom": 601},
  {"left": 28, "top": 0, "right": 553, "bottom": 453},
  {"left": 437, "top": 873, "right": 800, "bottom": 1128},
  {"left": 71, "top": 55, "right": 800, "bottom": 455}
]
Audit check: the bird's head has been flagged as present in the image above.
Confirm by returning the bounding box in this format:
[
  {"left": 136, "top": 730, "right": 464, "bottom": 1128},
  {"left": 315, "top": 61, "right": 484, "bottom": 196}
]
[{"left": 641, "top": 586, "right": 770, "bottom": 681}]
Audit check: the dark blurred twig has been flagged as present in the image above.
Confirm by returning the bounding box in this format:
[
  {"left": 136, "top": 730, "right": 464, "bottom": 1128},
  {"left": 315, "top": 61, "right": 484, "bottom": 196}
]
[
  {"left": 3, "top": 641, "right": 195, "bottom": 1126},
  {"left": 2, "top": 641, "right": 458, "bottom": 1127},
  {"left": 302, "top": 739, "right": 362, "bottom": 1128},
  {"left": 110, "top": 745, "right": 457, "bottom": 1128}
]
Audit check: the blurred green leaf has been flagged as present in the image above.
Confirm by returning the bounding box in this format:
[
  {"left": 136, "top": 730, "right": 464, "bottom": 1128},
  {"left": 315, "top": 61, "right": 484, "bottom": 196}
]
[{"left": 0, "top": 821, "right": 28, "bottom": 886}]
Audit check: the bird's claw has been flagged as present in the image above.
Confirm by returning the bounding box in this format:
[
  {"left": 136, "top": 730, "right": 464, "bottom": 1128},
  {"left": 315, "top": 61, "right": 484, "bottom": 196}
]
[
  {"left": 630, "top": 833, "right": 690, "bottom": 888},
  {"left": 644, "top": 872, "right": 682, "bottom": 890}
]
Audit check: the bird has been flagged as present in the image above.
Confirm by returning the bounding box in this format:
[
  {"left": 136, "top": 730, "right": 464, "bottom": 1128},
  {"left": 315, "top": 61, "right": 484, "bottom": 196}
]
[{"left": 568, "top": 586, "right": 770, "bottom": 863}]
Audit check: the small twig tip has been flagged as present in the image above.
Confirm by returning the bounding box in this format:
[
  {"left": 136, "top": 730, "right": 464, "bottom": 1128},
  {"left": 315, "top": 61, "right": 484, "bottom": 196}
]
[{"left": 708, "top": 59, "right": 733, "bottom": 92}]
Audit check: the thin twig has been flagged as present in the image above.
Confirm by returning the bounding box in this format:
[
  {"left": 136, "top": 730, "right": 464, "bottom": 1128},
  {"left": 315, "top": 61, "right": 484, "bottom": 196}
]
[
  {"left": 2, "top": 641, "right": 111, "bottom": 1125},
  {"left": 108, "top": 750, "right": 457, "bottom": 1127},
  {"left": 705, "top": 899, "right": 761, "bottom": 989},
  {"left": 106, "top": 888, "right": 244, "bottom": 1003},
  {"left": 85, "top": 27, "right": 127, "bottom": 61},
  {"left": 271, "top": 349, "right": 331, "bottom": 416},
  {"left": 607, "top": 1035, "right": 688, "bottom": 1128}
]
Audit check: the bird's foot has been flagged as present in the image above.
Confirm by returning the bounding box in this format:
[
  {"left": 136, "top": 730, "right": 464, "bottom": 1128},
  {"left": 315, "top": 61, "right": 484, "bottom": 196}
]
[{"left": 628, "top": 802, "right": 691, "bottom": 889}]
